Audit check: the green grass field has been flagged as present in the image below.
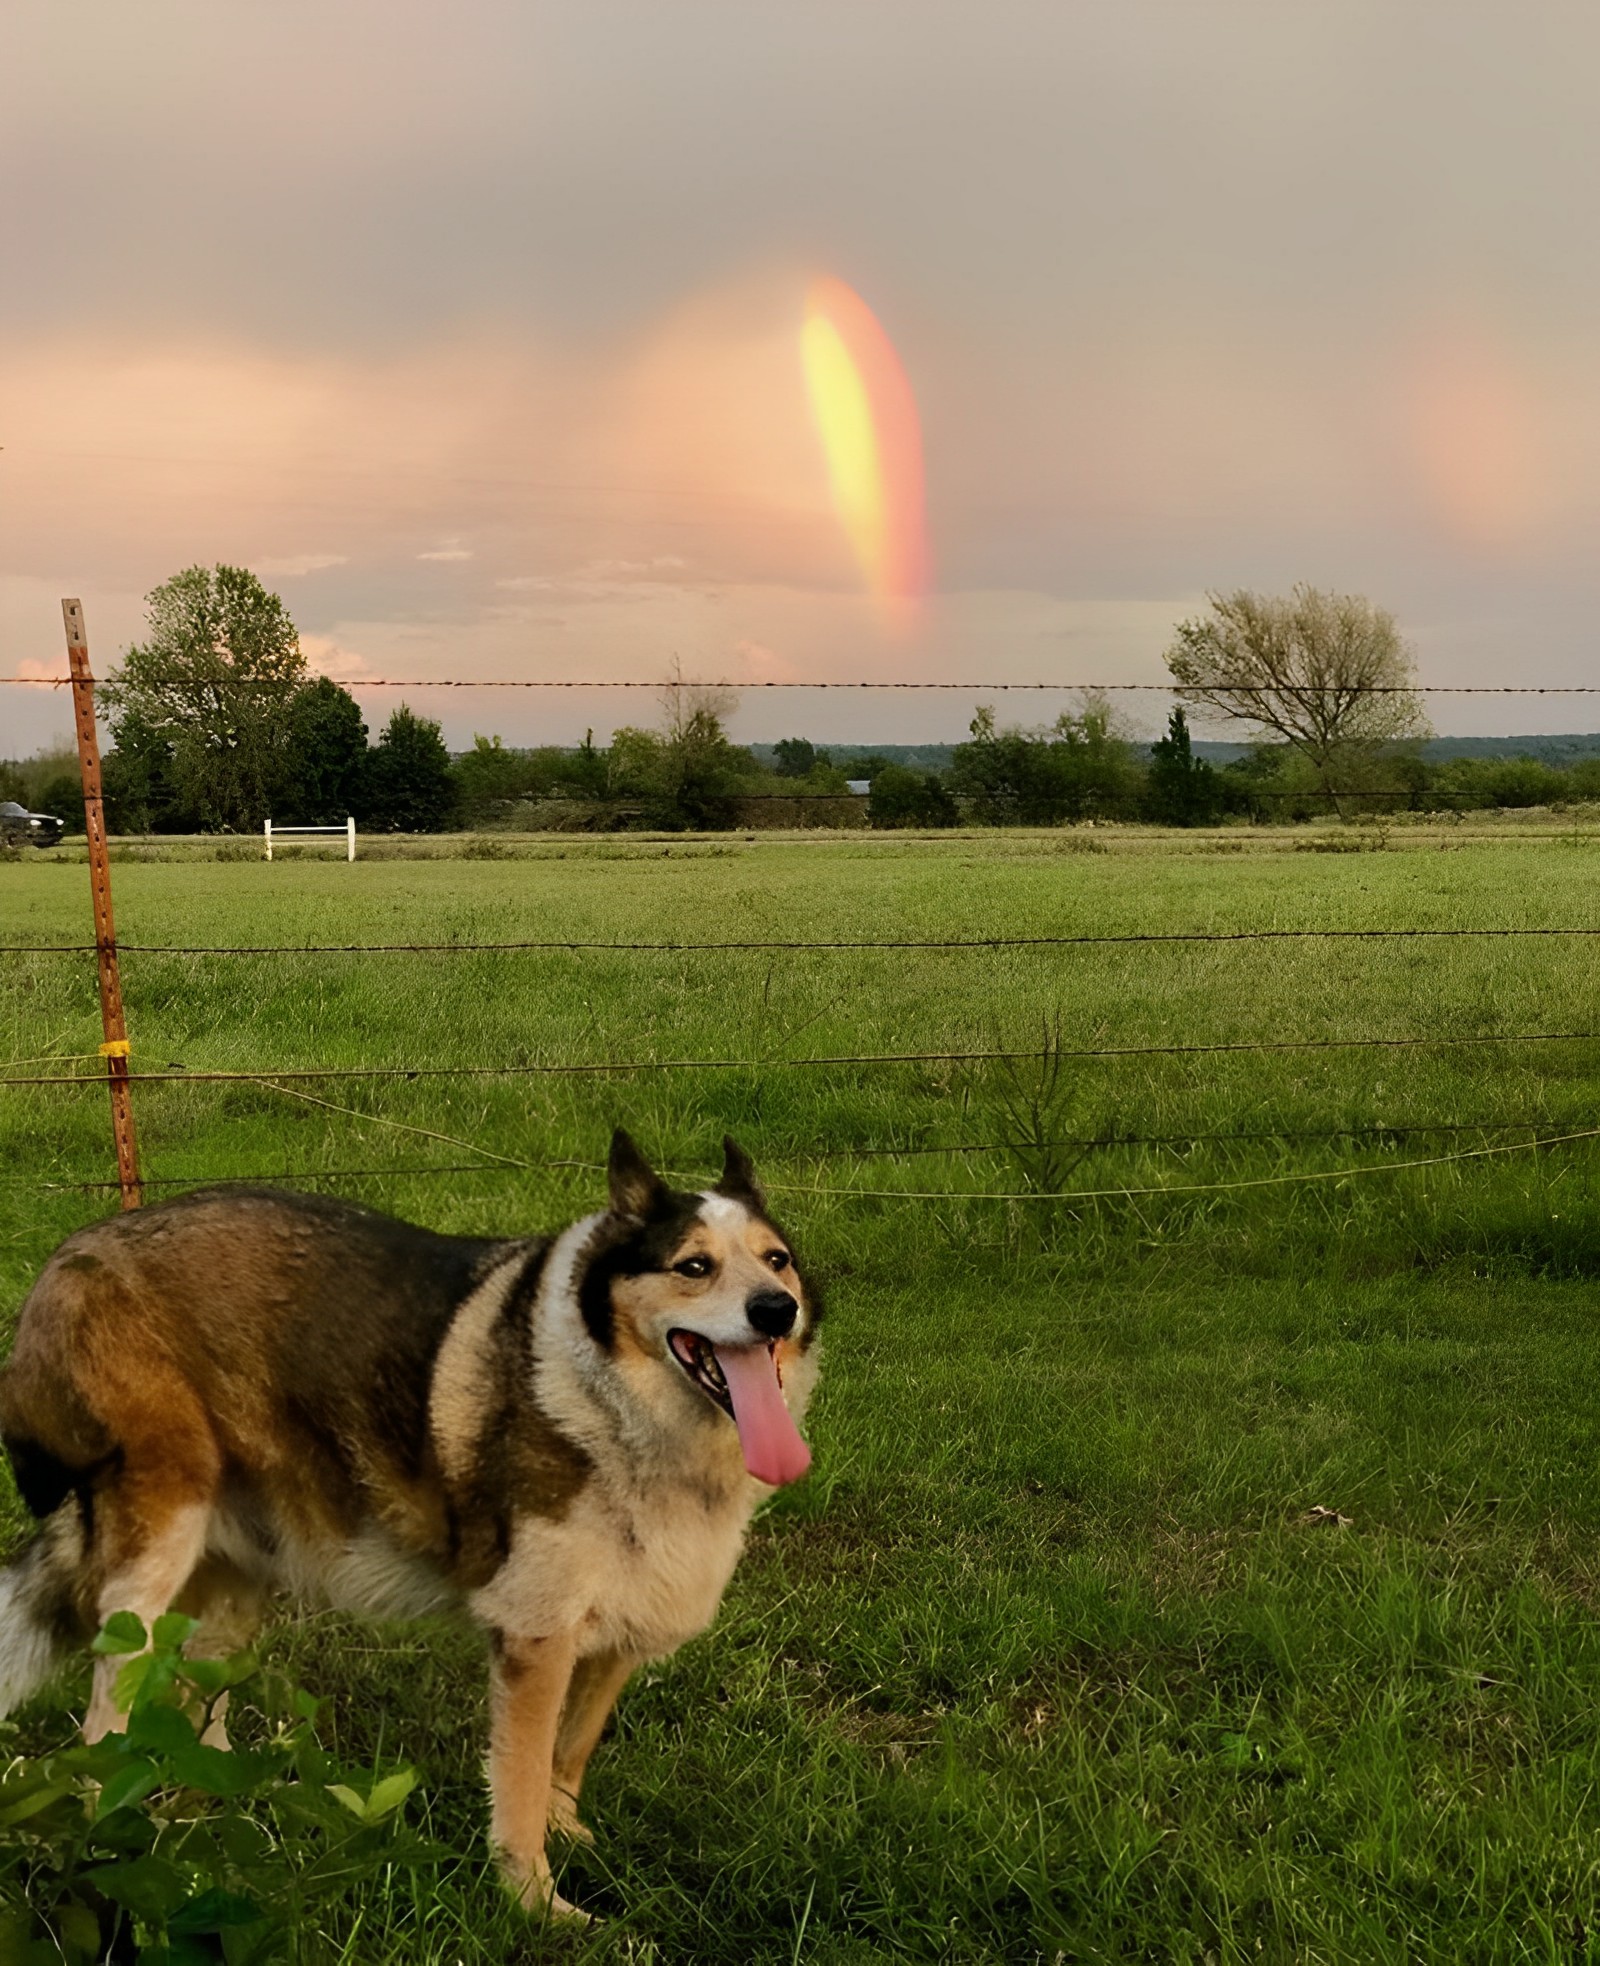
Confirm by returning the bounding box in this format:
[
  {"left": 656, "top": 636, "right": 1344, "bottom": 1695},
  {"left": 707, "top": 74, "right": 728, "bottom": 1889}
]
[{"left": 3, "top": 830, "right": 1600, "bottom": 1962}]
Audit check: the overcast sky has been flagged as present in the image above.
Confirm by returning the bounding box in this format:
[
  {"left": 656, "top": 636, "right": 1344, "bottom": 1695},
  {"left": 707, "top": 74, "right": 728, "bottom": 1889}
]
[{"left": 4, "top": 0, "right": 1598, "bottom": 754}]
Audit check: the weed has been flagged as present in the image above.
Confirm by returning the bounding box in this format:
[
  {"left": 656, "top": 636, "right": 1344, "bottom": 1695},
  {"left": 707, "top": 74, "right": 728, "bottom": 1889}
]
[{"left": 0, "top": 1612, "right": 428, "bottom": 1962}]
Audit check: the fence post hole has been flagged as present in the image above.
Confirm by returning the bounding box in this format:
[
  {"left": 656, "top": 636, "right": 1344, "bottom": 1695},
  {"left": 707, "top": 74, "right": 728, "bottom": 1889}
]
[
  {"left": 264, "top": 817, "right": 272, "bottom": 862},
  {"left": 62, "top": 598, "right": 142, "bottom": 1211},
  {"left": 347, "top": 815, "right": 356, "bottom": 862}
]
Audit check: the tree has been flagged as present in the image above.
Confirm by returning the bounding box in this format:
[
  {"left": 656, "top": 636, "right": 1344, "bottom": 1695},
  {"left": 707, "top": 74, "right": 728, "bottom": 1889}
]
[
  {"left": 949, "top": 696, "right": 1139, "bottom": 824},
  {"left": 840, "top": 754, "right": 892, "bottom": 782},
  {"left": 101, "top": 707, "right": 201, "bottom": 833},
  {"left": 609, "top": 709, "right": 749, "bottom": 829},
  {"left": 1145, "top": 706, "right": 1222, "bottom": 826},
  {"left": 867, "top": 764, "right": 959, "bottom": 829},
  {"left": 452, "top": 733, "right": 533, "bottom": 825},
  {"left": 774, "top": 738, "right": 828, "bottom": 779},
  {"left": 362, "top": 704, "right": 458, "bottom": 831},
  {"left": 100, "top": 565, "right": 308, "bottom": 830},
  {"left": 33, "top": 773, "right": 85, "bottom": 833},
  {"left": 607, "top": 674, "right": 751, "bottom": 829},
  {"left": 1164, "top": 586, "right": 1430, "bottom": 816},
  {"left": 281, "top": 678, "right": 368, "bottom": 823}
]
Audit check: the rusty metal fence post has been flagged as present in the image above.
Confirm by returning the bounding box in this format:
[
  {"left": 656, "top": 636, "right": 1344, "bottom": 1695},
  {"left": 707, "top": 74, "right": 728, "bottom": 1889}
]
[{"left": 62, "top": 598, "right": 142, "bottom": 1209}]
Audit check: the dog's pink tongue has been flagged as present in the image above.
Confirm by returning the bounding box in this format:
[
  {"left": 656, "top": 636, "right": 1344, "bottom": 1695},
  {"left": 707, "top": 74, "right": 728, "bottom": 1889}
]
[{"left": 713, "top": 1345, "right": 811, "bottom": 1486}]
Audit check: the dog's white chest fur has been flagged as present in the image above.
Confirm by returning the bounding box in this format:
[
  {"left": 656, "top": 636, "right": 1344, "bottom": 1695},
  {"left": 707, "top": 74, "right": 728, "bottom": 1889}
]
[{"left": 471, "top": 1478, "right": 753, "bottom": 1659}]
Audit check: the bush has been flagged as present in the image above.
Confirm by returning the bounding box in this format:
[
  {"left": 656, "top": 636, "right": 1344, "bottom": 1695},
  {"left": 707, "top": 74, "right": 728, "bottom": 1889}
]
[
  {"left": 1428, "top": 756, "right": 1572, "bottom": 811},
  {"left": 949, "top": 701, "right": 1141, "bottom": 824},
  {"left": 0, "top": 1611, "right": 429, "bottom": 1962},
  {"left": 868, "top": 764, "right": 959, "bottom": 829}
]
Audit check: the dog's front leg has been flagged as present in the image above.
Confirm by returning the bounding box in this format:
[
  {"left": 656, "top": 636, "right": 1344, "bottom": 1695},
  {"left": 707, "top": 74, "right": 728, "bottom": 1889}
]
[
  {"left": 487, "top": 1624, "right": 586, "bottom": 1921},
  {"left": 550, "top": 1649, "right": 636, "bottom": 1845}
]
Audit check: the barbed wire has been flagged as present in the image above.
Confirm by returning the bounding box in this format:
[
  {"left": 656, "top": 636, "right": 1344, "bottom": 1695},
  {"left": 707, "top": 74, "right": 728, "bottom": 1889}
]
[
  {"left": 2, "top": 1028, "right": 1595, "bottom": 1090},
  {"left": 6, "top": 673, "right": 1600, "bottom": 693},
  {"left": 7, "top": 1115, "right": 1581, "bottom": 1194},
  {"left": 761, "top": 1125, "right": 1600, "bottom": 1202},
  {"left": 4, "top": 924, "right": 1598, "bottom": 957},
  {"left": 13, "top": 1124, "right": 1598, "bottom": 1204}
]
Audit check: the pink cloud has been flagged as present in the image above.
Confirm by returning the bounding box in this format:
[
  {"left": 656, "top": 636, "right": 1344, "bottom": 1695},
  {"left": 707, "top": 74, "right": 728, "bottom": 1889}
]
[
  {"left": 299, "top": 633, "right": 377, "bottom": 683},
  {"left": 733, "top": 638, "right": 803, "bottom": 683},
  {"left": 10, "top": 657, "right": 68, "bottom": 688}
]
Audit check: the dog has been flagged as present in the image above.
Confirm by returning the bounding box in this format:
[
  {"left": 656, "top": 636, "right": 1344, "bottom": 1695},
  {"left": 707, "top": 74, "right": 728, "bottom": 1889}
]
[{"left": 0, "top": 1129, "right": 819, "bottom": 1920}]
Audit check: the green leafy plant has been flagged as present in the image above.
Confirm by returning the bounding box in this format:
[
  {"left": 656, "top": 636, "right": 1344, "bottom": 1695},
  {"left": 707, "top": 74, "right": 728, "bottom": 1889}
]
[{"left": 0, "top": 1612, "right": 430, "bottom": 1964}]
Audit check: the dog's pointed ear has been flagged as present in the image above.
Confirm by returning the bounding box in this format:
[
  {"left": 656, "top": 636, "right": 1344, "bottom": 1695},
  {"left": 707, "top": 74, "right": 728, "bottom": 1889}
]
[
  {"left": 716, "top": 1134, "right": 765, "bottom": 1210},
  {"left": 608, "top": 1128, "right": 668, "bottom": 1220}
]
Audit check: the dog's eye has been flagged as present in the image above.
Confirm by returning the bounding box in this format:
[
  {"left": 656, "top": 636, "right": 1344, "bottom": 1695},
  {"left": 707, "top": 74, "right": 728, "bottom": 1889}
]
[
  {"left": 673, "top": 1255, "right": 713, "bottom": 1279},
  {"left": 766, "top": 1250, "right": 791, "bottom": 1272}
]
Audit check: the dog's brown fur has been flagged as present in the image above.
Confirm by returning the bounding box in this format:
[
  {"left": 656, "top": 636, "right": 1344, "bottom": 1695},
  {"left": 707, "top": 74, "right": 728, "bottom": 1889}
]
[{"left": 0, "top": 1131, "right": 818, "bottom": 1920}]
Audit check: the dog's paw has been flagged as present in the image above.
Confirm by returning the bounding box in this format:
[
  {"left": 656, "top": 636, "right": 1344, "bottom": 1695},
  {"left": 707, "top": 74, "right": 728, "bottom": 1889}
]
[
  {"left": 548, "top": 1794, "right": 596, "bottom": 1848},
  {"left": 506, "top": 1866, "right": 594, "bottom": 1926}
]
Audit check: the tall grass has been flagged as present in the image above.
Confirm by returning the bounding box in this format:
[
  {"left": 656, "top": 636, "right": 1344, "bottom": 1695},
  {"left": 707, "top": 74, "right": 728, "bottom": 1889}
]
[{"left": 2, "top": 834, "right": 1598, "bottom": 1960}]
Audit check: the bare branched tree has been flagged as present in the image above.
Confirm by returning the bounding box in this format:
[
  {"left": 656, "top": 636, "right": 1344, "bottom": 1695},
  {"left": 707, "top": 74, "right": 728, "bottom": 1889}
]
[
  {"left": 658, "top": 654, "right": 739, "bottom": 742},
  {"left": 1164, "top": 586, "right": 1430, "bottom": 814}
]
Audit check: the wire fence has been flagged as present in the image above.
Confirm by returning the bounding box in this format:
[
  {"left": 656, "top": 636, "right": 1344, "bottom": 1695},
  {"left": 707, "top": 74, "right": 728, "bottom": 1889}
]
[
  {"left": 5, "top": 661, "right": 1597, "bottom": 1214},
  {"left": 5, "top": 1114, "right": 1592, "bottom": 1194},
  {"left": 9, "top": 675, "right": 1600, "bottom": 692},
  {"left": 4, "top": 925, "right": 1598, "bottom": 957},
  {"left": 3, "top": 1027, "right": 1597, "bottom": 1089}
]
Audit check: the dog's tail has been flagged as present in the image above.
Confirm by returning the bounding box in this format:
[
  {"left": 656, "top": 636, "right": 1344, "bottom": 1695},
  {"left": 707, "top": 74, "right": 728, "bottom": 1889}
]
[{"left": 0, "top": 1506, "right": 86, "bottom": 1717}]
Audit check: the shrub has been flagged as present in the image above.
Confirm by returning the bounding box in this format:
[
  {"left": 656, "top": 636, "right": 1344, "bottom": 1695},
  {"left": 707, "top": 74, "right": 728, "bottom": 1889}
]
[
  {"left": 868, "top": 764, "right": 959, "bottom": 829},
  {"left": 0, "top": 1611, "right": 429, "bottom": 1962}
]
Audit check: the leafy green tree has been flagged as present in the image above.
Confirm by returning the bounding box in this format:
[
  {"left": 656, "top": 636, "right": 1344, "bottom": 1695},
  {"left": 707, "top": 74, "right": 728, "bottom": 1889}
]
[
  {"left": 101, "top": 709, "right": 201, "bottom": 834},
  {"left": 280, "top": 677, "right": 368, "bottom": 823},
  {"left": 1164, "top": 586, "right": 1430, "bottom": 817},
  {"left": 561, "top": 729, "right": 612, "bottom": 802},
  {"left": 32, "top": 772, "right": 83, "bottom": 832},
  {"left": 950, "top": 698, "right": 1139, "bottom": 824},
  {"left": 100, "top": 565, "right": 308, "bottom": 831},
  {"left": 451, "top": 733, "right": 529, "bottom": 824},
  {"left": 1429, "top": 755, "right": 1571, "bottom": 811},
  {"left": 609, "top": 700, "right": 751, "bottom": 829},
  {"left": 868, "top": 764, "right": 959, "bottom": 829},
  {"left": 840, "top": 754, "right": 892, "bottom": 782},
  {"left": 1145, "top": 707, "right": 1222, "bottom": 826},
  {"left": 362, "top": 704, "right": 458, "bottom": 831},
  {"left": 774, "top": 737, "right": 828, "bottom": 779}
]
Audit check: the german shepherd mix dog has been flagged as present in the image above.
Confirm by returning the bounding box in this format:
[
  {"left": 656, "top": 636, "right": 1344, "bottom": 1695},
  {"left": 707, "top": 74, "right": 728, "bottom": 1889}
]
[{"left": 0, "top": 1131, "right": 818, "bottom": 1921}]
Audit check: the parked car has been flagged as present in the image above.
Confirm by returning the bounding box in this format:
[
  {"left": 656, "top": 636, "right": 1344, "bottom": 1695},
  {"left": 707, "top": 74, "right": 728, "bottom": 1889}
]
[{"left": 0, "top": 799, "right": 66, "bottom": 847}]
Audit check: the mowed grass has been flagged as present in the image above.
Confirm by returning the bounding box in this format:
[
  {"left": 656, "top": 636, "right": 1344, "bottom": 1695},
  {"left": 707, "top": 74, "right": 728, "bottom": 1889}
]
[{"left": 2, "top": 832, "right": 1600, "bottom": 1963}]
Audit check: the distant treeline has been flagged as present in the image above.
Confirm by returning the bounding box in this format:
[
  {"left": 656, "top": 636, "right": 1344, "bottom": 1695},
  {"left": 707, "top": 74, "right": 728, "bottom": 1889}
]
[
  {"left": 415, "top": 707, "right": 1600, "bottom": 832},
  {"left": 8, "top": 706, "right": 1600, "bottom": 839},
  {"left": 746, "top": 733, "right": 1600, "bottom": 772}
]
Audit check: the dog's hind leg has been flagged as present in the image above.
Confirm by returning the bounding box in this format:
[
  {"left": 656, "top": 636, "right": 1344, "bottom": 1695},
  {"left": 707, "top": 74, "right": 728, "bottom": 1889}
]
[
  {"left": 81, "top": 1384, "right": 222, "bottom": 1743},
  {"left": 550, "top": 1649, "right": 635, "bottom": 1846},
  {"left": 172, "top": 1555, "right": 266, "bottom": 1748}
]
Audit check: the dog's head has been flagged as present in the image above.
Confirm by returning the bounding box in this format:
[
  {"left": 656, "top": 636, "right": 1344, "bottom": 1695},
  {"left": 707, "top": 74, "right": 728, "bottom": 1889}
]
[{"left": 576, "top": 1129, "right": 818, "bottom": 1486}]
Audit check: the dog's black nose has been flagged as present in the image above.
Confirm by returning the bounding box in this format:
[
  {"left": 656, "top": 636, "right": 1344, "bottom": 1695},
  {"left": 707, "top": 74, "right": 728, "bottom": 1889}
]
[{"left": 745, "top": 1289, "right": 798, "bottom": 1339}]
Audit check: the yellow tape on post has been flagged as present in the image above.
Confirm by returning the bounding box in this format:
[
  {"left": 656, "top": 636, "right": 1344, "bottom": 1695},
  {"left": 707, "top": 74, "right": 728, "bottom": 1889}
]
[{"left": 98, "top": 1040, "right": 132, "bottom": 1059}]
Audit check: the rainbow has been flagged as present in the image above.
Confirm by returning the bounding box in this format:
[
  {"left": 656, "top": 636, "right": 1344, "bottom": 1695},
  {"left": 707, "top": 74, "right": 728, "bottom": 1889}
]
[{"left": 801, "top": 276, "right": 929, "bottom": 613}]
